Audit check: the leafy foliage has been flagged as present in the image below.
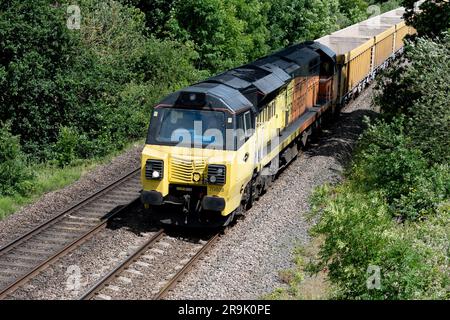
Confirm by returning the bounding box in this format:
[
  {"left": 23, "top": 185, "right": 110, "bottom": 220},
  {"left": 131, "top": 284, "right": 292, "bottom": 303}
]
[
  {"left": 376, "top": 35, "right": 450, "bottom": 164},
  {"left": 166, "top": 0, "right": 252, "bottom": 72},
  {"left": 353, "top": 117, "right": 449, "bottom": 221},
  {"left": 0, "top": 123, "right": 34, "bottom": 196},
  {"left": 129, "top": 0, "right": 379, "bottom": 69},
  {"left": 0, "top": 0, "right": 80, "bottom": 159},
  {"left": 265, "top": 0, "right": 341, "bottom": 51},
  {"left": 54, "top": 126, "right": 79, "bottom": 167},
  {"left": 338, "top": 0, "right": 369, "bottom": 27},
  {"left": 403, "top": 0, "right": 450, "bottom": 38},
  {"left": 230, "top": 0, "right": 270, "bottom": 61},
  {"left": 309, "top": 185, "right": 449, "bottom": 299},
  {"left": 120, "top": 0, "right": 177, "bottom": 37}
]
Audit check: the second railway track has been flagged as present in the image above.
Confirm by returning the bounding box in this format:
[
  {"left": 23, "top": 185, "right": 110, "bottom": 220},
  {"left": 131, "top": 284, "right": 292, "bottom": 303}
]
[{"left": 0, "top": 168, "right": 142, "bottom": 299}]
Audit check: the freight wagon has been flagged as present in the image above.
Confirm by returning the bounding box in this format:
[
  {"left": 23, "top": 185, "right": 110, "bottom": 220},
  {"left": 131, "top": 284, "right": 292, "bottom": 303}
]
[{"left": 317, "top": 9, "right": 416, "bottom": 105}]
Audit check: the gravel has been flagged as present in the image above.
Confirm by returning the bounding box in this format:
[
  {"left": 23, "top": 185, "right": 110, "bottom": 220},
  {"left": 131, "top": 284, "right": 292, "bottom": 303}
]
[{"left": 0, "top": 144, "right": 142, "bottom": 248}]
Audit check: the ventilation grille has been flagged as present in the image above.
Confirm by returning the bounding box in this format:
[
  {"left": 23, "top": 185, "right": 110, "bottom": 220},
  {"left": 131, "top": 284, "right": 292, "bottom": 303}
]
[{"left": 170, "top": 157, "right": 206, "bottom": 183}]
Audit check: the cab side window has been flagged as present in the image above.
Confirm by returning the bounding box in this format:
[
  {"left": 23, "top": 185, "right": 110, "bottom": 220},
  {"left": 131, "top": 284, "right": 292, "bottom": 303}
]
[
  {"left": 236, "top": 114, "right": 246, "bottom": 149},
  {"left": 244, "top": 111, "right": 252, "bottom": 134},
  {"left": 236, "top": 111, "right": 253, "bottom": 149}
]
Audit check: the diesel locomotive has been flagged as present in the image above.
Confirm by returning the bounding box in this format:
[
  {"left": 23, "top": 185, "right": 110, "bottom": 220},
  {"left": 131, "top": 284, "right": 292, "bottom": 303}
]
[{"left": 140, "top": 8, "right": 415, "bottom": 227}]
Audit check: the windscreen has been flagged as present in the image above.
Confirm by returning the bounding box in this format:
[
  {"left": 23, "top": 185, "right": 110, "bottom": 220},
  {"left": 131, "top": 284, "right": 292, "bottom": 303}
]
[{"left": 147, "top": 108, "right": 226, "bottom": 149}]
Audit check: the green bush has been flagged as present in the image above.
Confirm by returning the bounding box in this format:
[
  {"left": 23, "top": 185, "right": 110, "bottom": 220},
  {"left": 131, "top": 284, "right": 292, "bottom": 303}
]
[
  {"left": 166, "top": 0, "right": 251, "bottom": 72},
  {"left": 403, "top": 0, "right": 450, "bottom": 39},
  {"left": 376, "top": 35, "right": 450, "bottom": 164},
  {"left": 352, "top": 117, "right": 449, "bottom": 221},
  {"left": 378, "top": 0, "right": 402, "bottom": 13},
  {"left": 309, "top": 185, "right": 449, "bottom": 299},
  {"left": 308, "top": 34, "right": 449, "bottom": 299},
  {"left": 0, "top": 0, "right": 80, "bottom": 159},
  {"left": 264, "top": 0, "right": 341, "bottom": 51},
  {"left": 0, "top": 124, "right": 34, "bottom": 196},
  {"left": 54, "top": 126, "right": 79, "bottom": 167}
]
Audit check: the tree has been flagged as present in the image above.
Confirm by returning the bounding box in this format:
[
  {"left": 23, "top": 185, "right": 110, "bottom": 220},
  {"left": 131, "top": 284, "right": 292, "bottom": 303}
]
[
  {"left": 228, "top": 0, "right": 270, "bottom": 61},
  {"left": 0, "top": 0, "right": 80, "bottom": 158},
  {"left": 0, "top": 123, "right": 34, "bottom": 196},
  {"left": 120, "top": 0, "right": 177, "bottom": 37},
  {"left": 338, "top": 0, "right": 369, "bottom": 27},
  {"left": 167, "top": 0, "right": 250, "bottom": 72},
  {"left": 376, "top": 35, "right": 450, "bottom": 164},
  {"left": 265, "top": 0, "right": 340, "bottom": 51},
  {"left": 403, "top": 0, "right": 450, "bottom": 38},
  {"left": 0, "top": 0, "right": 203, "bottom": 161}
]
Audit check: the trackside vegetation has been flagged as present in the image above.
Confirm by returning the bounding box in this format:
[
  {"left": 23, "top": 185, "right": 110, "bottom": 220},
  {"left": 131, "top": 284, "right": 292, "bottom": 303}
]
[
  {"left": 272, "top": 3, "right": 449, "bottom": 300},
  {"left": 0, "top": 0, "right": 399, "bottom": 219}
]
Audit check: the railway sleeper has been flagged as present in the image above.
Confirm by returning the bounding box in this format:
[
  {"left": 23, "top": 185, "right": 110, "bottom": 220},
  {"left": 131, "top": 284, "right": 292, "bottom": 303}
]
[
  {"left": 117, "top": 181, "right": 141, "bottom": 190},
  {"left": 102, "top": 194, "right": 138, "bottom": 202},
  {"left": 51, "top": 225, "right": 91, "bottom": 233},
  {"left": 0, "top": 269, "right": 24, "bottom": 277},
  {"left": 67, "top": 215, "right": 100, "bottom": 222},
  {"left": 81, "top": 203, "right": 117, "bottom": 211},
  {"left": 41, "top": 229, "right": 81, "bottom": 238},
  {"left": 0, "top": 274, "right": 14, "bottom": 281},
  {"left": 14, "top": 247, "right": 56, "bottom": 256},
  {"left": 102, "top": 189, "right": 138, "bottom": 198},
  {"left": 0, "top": 260, "right": 35, "bottom": 269},
  {"left": 75, "top": 210, "right": 112, "bottom": 218},
  {"left": 58, "top": 219, "right": 98, "bottom": 227},
  {"left": 4, "top": 254, "right": 44, "bottom": 263},
  {"left": 33, "top": 234, "right": 75, "bottom": 243}
]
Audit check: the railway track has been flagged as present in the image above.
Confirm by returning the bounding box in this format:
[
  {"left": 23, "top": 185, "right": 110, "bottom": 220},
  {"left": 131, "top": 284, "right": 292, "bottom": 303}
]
[
  {"left": 79, "top": 230, "right": 220, "bottom": 300},
  {"left": 0, "top": 168, "right": 142, "bottom": 299}
]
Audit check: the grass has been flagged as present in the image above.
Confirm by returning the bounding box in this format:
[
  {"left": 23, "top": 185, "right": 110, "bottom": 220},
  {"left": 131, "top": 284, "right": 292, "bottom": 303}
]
[
  {"left": 0, "top": 139, "right": 144, "bottom": 221},
  {"left": 0, "top": 165, "right": 88, "bottom": 220}
]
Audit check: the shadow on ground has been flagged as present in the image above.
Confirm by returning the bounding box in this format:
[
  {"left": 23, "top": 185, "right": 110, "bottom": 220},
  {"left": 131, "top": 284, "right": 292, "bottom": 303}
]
[{"left": 306, "top": 109, "right": 379, "bottom": 168}]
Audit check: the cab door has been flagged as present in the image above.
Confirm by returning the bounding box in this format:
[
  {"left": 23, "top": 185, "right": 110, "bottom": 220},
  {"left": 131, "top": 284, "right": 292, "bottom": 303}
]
[
  {"left": 285, "top": 81, "right": 294, "bottom": 127},
  {"left": 235, "top": 110, "right": 257, "bottom": 183}
]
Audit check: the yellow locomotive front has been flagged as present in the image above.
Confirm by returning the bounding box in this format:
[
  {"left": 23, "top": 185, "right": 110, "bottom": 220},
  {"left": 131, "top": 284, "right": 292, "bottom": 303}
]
[{"left": 141, "top": 86, "right": 257, "bottom": 227}]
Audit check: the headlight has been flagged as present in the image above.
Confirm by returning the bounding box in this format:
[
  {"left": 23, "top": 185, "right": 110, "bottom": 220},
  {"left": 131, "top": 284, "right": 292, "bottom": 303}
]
[
  {"left": 145, "top": 159, "right": 163, "bottom": 180},
  {"left": 152, "top": 171, "right": 160, "bottom": 179},
  {"left": 207, "top": 165, "right": 226, "bottom": 185}
]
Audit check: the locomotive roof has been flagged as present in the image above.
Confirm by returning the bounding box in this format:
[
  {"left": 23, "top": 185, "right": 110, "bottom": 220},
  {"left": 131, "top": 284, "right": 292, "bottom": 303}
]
[
  {"left": 158, "top": 82, "right": 254, "bottom": 114},
  {"left": 158, "top": 41, "right": 336, "bottom": 114}
]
